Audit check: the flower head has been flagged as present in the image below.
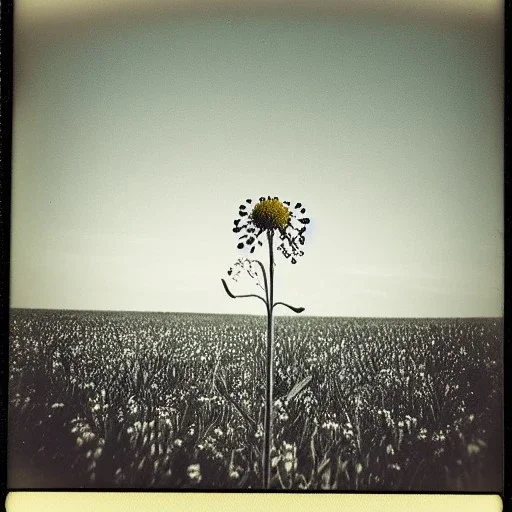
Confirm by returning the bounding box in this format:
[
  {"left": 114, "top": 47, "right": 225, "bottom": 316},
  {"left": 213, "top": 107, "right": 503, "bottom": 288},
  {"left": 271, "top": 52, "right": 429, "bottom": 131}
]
[
  {"left": 187, "top": 463, "right": 202, "bottom": 483},
  {"left": 232, "top": 196, "right": 310, "bottom": 263},
  {"left": 251, "top": 198, "right": 290, "bottom": 230}
]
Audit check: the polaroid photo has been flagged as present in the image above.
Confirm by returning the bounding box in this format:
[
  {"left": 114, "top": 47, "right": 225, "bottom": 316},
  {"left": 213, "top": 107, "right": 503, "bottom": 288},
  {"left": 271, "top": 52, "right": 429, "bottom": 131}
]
[{"left": 5, "top": 0, "right": 504, "bottom": 510}]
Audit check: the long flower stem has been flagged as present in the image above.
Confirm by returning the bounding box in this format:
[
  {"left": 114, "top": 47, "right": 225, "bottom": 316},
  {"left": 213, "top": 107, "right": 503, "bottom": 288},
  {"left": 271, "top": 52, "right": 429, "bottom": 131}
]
[{"left": 262, "top": 231, "right": 274, "bottom": 489}]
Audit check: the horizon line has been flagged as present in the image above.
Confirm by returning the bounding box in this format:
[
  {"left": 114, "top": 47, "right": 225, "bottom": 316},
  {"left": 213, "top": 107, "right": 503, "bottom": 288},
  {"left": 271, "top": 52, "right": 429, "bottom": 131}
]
[{"left": 9, "top": 307, "right": 503, "bottom": 320}]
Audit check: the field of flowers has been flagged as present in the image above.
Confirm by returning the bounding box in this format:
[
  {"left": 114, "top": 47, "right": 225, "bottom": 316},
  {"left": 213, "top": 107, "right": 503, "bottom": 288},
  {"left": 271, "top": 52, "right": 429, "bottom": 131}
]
[{"left": 8, "top": 309, "right": 502, "bottom": 490}]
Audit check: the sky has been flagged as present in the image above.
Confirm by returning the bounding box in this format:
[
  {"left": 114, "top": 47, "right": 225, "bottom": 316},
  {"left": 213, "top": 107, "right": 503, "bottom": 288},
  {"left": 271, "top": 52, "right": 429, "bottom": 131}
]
[{"left": 11, "top": 4, "right": 503, "bottom": 317}]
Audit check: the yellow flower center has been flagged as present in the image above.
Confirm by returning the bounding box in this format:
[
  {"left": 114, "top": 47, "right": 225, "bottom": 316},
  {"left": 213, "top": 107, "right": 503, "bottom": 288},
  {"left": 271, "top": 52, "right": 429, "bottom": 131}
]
[{"left": 251, "top": 199, "right": 290, "bottom": 231}]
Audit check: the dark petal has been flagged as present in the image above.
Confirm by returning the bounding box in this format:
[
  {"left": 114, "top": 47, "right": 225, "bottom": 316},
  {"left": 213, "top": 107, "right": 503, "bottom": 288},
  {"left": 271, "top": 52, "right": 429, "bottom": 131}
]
[
  {"left": 246, "top": 199, "right": 252, "bottom": 204},
  {"left": 300, "top": 208, "right": 306, "bottom": 214},
  {"left": 247, "top": 237, "right": 255, "bottom": 245},
  {"left": 237, "top": 243, "right": 244, "bottom": 249},
  {"left": 299, "top": 217, "right": 310, "bottom": 224},
  {"left": 259, "top": 196, "right": 265, "bottom": 202},
  {"left": 299, "top": 227, "right": 306, "bottom": 235},
  {"left": 233, "top": 227, "right": 241, "bottom": 233},
  {"left": 299, "top": 251, "right": 304, "bottom": 256},
  {"left": 258, "top": 240, "right": 263, "bottom": 246},
  {"left": 283, "top": 201, "right": 290, "bottom": 206},
  {"left": 239, "top": 234, "right": 248, "bottom": 239},
  {"left": 273, "top": 196, "right": 279, "bottom": 200},
  {"left": 227, "top": 269, "right": 233, "bottom": 275},
  {"left": 239, "top": 211, "right": 248, "bottom": 216},
  {"left": 234, "top": 219, "right": 241, "bottom": 226},
  {"left": 267, "top": 195, "right": 271, "bottom": 200},
  {"left": 295, "top": 202, "right": 302, "bottom": 209},
  {"left": 291, "top": 257, "right": 297, "bottom": 264},
  {"left": 239, "top": 204, "right": 246, "bottom": 210},
  {"left": 250, "top": 246, "right": 255, "bottom": 254}
]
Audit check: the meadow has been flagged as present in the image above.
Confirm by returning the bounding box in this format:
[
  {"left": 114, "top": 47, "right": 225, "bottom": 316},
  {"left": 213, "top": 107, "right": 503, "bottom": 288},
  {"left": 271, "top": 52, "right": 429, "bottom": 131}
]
[{"left": 8, "top": 309, "right": 502, "bottom": 490}]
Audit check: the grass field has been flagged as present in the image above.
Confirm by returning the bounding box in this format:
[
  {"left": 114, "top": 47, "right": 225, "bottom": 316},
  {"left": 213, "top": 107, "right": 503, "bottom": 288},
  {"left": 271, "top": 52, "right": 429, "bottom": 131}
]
[{"left": 8, "top": 309, "right": 502, "bottom": 490}]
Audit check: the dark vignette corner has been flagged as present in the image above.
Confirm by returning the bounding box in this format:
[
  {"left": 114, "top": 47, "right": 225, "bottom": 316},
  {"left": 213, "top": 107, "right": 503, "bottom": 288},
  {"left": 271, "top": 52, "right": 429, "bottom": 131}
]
[{"left": 0, "top": 0, "right": 14, "bottom": 506}]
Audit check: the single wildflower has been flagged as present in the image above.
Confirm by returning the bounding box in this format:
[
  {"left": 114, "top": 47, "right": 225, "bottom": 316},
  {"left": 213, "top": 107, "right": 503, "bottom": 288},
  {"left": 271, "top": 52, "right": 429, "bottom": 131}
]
[
  {"left": 187, "top": 463, "right": 202, "bottom": 483},
  {"left": 223, "top": 195, "right": 310, "bottom": 490},
  {"left": 282, "top": 443, "right": 297, "bottom": 473},
  {"left": 467, "top": 443, "right": 480, "bottom": 455}
]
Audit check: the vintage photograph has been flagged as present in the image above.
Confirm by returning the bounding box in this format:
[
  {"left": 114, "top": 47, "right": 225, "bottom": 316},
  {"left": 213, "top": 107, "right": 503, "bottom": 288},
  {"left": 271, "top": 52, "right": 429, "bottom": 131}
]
[{"left": 8, "top": 1, "right": 503, "bottom": 491}]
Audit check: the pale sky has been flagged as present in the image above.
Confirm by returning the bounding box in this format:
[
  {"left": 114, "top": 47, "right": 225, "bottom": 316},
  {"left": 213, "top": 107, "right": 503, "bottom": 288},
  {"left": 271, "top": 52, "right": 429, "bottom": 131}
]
[{"left": 11, "top": 4, "right": 503, "bottom": 317}]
